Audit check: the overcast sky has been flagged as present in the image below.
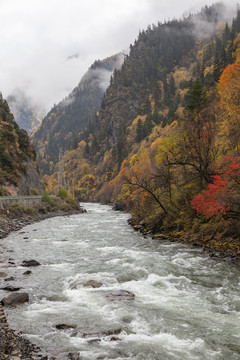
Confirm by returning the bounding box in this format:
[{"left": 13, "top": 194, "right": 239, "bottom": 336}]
[{"left": 0, "top": 0, "right": 238, "bottom": 112}]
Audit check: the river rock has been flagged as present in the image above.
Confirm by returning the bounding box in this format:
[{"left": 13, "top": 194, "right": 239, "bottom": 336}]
[
  {"left": 83, "top": 280, "right": 103, "bottom": 288},
  {"left": 110, "top": 336, "right": 121, "bottom": 341},
  {"left": 0, "top": 286, "right": 21, "bottom": 292},
  {"left": 1, "top": 292, "right": 29, "bottom": 306},
  {"left": 23, "top": 270, "right": 32, "bottom": 275},
  {"left": 76, "top": 328, "right": 121, "bottom": 338},
  {"left": 56, "top": 324, "right": 76, "bottom": 330},
  {"left": 88, "top": 338, "right": 101, "bottom": 345},
  {"left": 22, "top": 259, "right": 41, "bottom": 267},
  {"left": 106, "top": 290, "right": 135, "bottom": 301}
]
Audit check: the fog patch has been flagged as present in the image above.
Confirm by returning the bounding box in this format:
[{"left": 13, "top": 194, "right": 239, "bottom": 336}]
[
  {"left": 67, "top": 53, "right": 80, "bottom": 60},
  {"left": 58, "top": 52, "right": 125, "bottom": 109},
  {"left": 191, "top": 3, "right": 239, "bottom": 38}
]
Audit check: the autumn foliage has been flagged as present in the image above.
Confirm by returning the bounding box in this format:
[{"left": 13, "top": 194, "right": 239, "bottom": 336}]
[
  {"left": 192, "top": 157, "right": 240, "bottom": 218},
  {"left": 219, "top": 64, "right": 240, "bottom": 151},
  {"left": 42, "top": 9, "right": 240, "bottom": 252}
]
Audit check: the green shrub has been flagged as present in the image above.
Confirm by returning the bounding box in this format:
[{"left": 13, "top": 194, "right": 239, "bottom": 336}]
[
  {"left": 42, "top": 190, "right": 52, "bottom": 204},
  {"left": 57, "top": 188, "right": 69, "bottom": 198},
  {"left": 7, "top": 202, "right": 23, "bottom": 215},
  {"left": 25, "top": 206, "right": 36, "bottom": 215}
]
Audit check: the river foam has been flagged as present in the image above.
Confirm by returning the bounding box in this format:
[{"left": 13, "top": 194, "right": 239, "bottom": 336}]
[{"left": 0, "top": 203, "right": 240, "bottom": 359}]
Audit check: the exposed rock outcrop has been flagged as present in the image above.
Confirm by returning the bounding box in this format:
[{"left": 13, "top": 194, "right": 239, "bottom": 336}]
[{"left": 18, "top": 160, "right": 44, "bottom": 195}]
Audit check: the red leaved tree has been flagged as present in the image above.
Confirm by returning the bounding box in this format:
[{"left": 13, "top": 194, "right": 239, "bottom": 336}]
[{"left": 191, "top": 157, "right": 240, "bottom": 218}]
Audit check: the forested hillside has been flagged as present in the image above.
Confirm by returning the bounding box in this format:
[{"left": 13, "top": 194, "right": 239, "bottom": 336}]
[
  {"left": 0, "top": 93, "right": 40, "bottom": 194},
  {"left": 33, "top": 53, "right": 124, "bottom": 174},
  {"left": 44, "top": 3, "right": 240, "bottom": 254}
]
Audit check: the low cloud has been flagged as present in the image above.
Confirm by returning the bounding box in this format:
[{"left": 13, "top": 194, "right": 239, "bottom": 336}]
[
  {"left": 59, "top": 52, "right": 124, "bottom": 109},
  {"left": 0, "top": 0, "right": 238, "bottom": 115},
  {"left": 191, "top": 2, "right": 239, "bottom": 38},
  {"left": 67, "top": 53, "right": 80, "bottom": 60}
]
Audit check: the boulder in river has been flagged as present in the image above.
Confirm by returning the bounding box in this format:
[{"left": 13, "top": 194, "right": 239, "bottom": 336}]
[
  {"left": 8, "top": 260, "right": 15, "bottom": 265},
  {"left": 75, "top": 328, "right": 122, "bottom": 339},
  {"left": 106, "top": 290, "right": 135, "bottom": 301},
  {"left": 56, "top": 324, "right": 76, "bottom": 330},
  {"left": 23, "top": 270, "right": 32, "bottom": 275},
  {"left": 83, "top": 280, "right": 103, "bottom": 288},
  {"left": 110, "top": 336, "right": 121, "bottom": 341},
  {"left": 88, "top": 338, "right": 101, "bottom": 345},
  {"left": 21, "top": 259, "right": 41, "bottom": 267},
  {"left": 0, "top": 286, "right": 21, "bottom": 292},
  {"left": 1, "top": 292, "right": 29, "bottom": 306}
]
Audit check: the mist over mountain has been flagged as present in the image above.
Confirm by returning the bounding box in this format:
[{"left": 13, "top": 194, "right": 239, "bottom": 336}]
[
  {"left": 32, "top": 53, "right": 124, "bottom": 174},
  {"left": 7, "top": 89, "right": 44, "bottom": 135}
]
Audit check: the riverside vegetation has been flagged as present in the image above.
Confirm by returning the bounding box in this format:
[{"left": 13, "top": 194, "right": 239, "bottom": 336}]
[
  {"left": 0, "top": 190, "right": 83, "bottom": 240},
  {"left": 32, "top": 4, "right": 240, "bottom": 257}
]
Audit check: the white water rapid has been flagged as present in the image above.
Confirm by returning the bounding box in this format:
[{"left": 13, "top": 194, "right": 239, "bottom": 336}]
[{"left": 0, "top": 203, "right": 240, "bottom": 359}]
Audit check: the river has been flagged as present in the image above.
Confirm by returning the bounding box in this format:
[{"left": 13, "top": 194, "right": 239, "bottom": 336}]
[{"left": 0, "top": 203, "right": 240, "bottom": 359}]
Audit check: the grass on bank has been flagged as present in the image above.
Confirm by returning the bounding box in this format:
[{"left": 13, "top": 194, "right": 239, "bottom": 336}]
[{"left": 0, "top": 189, "right": 80, "bottom": 218}]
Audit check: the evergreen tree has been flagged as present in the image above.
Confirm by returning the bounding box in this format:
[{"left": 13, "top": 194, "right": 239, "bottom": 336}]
[
  {"left": 136, "top": 119, "right": 143, "bottom": 142},
  {"left": 223, "top": 23, "right": 231, "bottom": 45},
  {"left": 186, "top": 79, "right": 207, "bottom": 113},
  {"left": 152, "top": 107, "right": 161, "bottom": 124},
  {"left": 144, "top": 114, "right": 153, "bottom": 135},
  {"left": 169, "top": 74, "right": 176, "bottom": 96}
]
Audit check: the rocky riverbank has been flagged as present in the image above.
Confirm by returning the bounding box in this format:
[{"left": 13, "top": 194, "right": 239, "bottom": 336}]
[
  {"left": 0, "top": 206, "right": 85, "bottom": 360},
  {"left": 128, "top": 218, "right": 240, "bottom": 265},
  {"left": 0, "top": 207, "right": 85, "bottom": 240},
  {"left": 0, "top": 303, "right": 47, "bottom": 360}
]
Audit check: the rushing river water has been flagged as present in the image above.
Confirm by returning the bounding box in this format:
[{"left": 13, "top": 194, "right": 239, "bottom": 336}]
[{"left": 0, "top": 203, "right": 240, "bottom": 360}]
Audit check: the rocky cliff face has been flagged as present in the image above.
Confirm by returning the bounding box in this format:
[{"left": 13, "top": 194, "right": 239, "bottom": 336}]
[{"left": 18, "top": 161, "right": 43, "bottom": 195}]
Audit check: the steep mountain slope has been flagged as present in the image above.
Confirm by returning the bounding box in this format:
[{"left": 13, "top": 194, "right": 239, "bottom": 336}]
[
  {"left": 44, "top": 4, "right": 240, "bottom": 254},
  {"left": 33, "top": 53, "right": 124, "bottom": 174},
  {"left": 0, "top": 93, "right": 43, "bottom": 195},
  {"left": 7, "top": 89, "right": 43, "bottom": 135},
  {"left": 75, "top": 3, "right": 234, "bottom": 169}
]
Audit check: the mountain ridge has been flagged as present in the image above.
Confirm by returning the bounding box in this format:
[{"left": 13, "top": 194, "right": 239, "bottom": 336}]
[
  {"left": 32, "top": 53, "right": 124, "bottom": 174},
  {"left": 42, "top": 3, "right": 240, "bottom": 254}
]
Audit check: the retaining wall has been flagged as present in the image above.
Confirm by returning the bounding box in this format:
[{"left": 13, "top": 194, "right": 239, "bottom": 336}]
[{"left": 0, "top": 196, "right": 42, "bottom": 210}]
